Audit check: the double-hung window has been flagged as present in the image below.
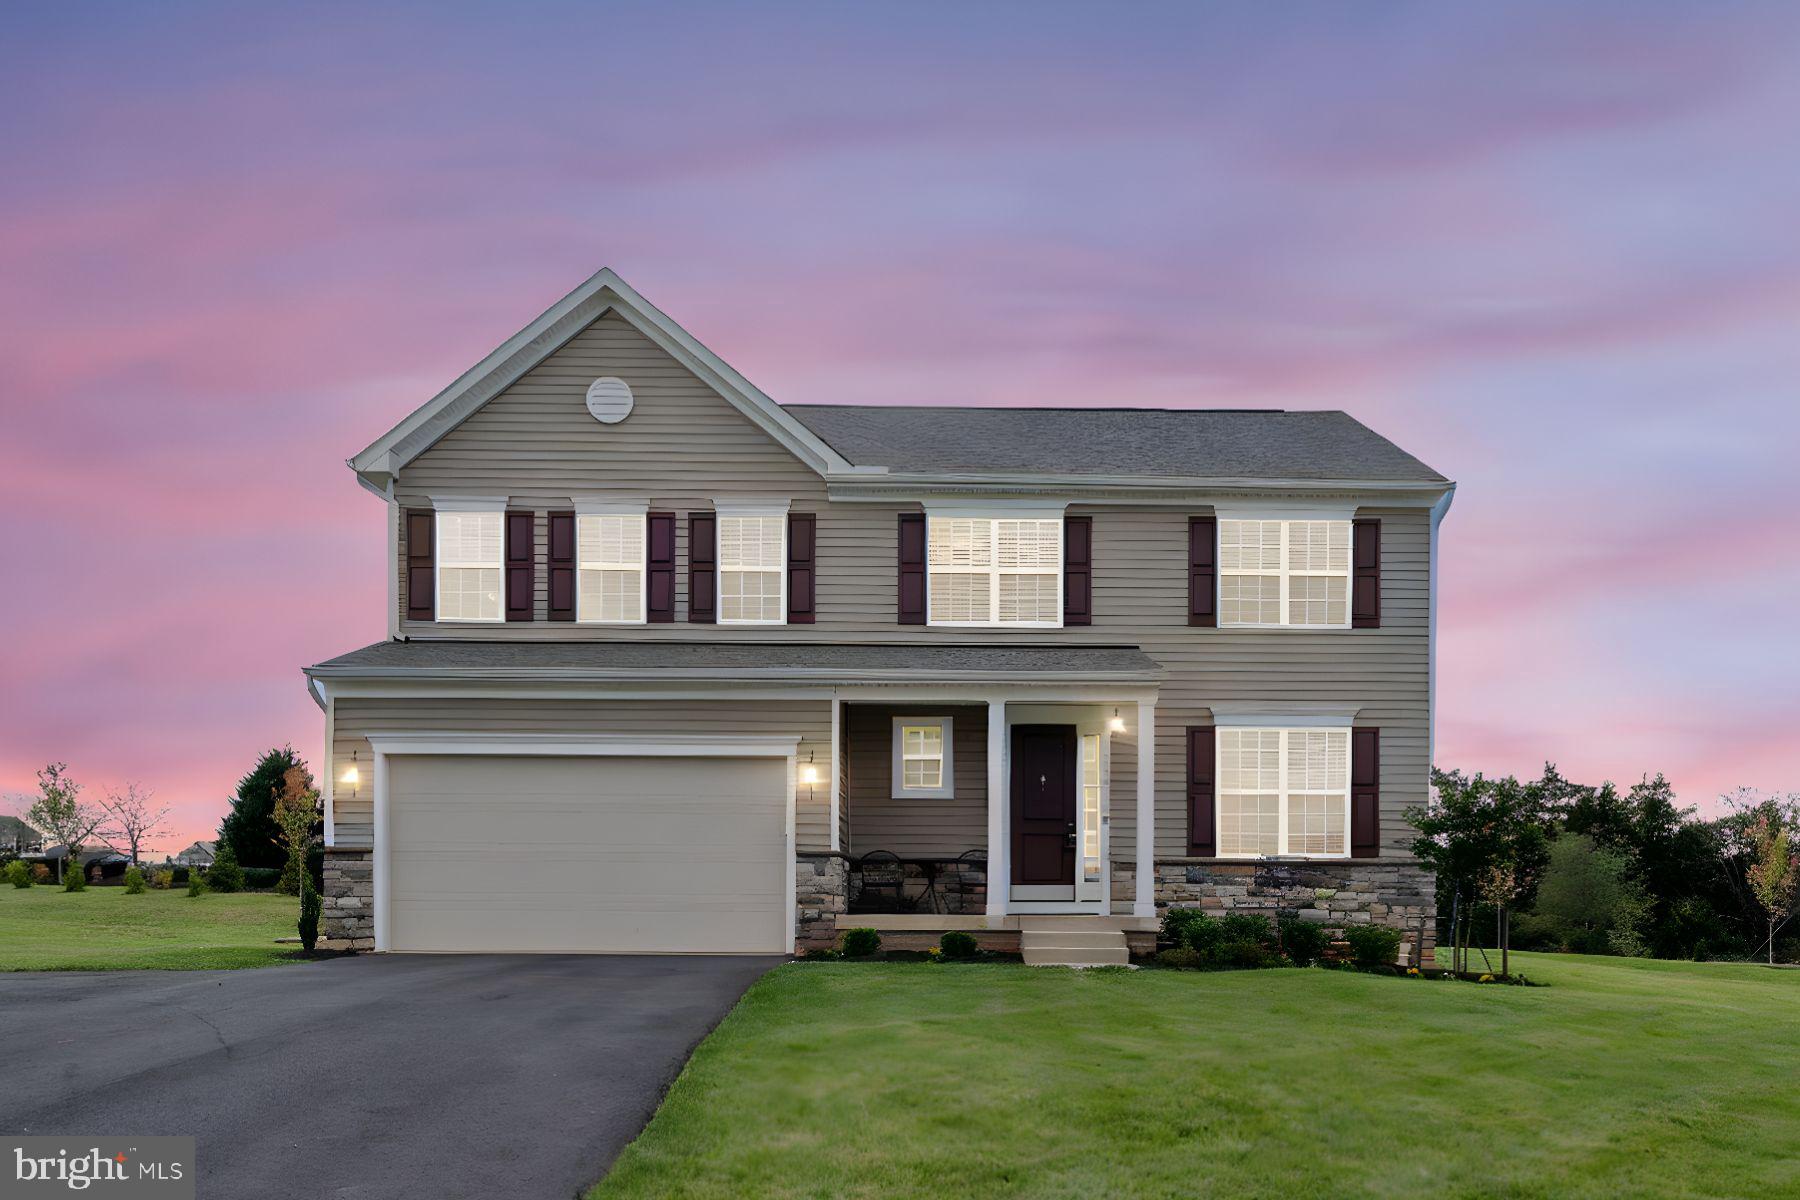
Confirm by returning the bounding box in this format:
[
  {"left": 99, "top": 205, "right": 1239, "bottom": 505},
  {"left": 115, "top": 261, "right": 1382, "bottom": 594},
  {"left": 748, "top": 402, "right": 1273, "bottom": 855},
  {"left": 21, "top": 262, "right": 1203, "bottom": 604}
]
[
  {"left": 717, "top": 507, "right": 786, "bottom": 624},
  {"left": 891, "top": 717, "right": 953, "bottom": 799},
  {"left": 927, "top": 516, "right": 1062, "bottom": 627},
  {"left": 1216, "top": 727, "right": 1350, "bottom": 857},
  {"left": 1218, "top": 518, "right": 1351, "bottom": 628},
  {"left": 576, "top": 508, "right": 646, "bottom": 623},
  {"left": 435, "top": 509, "right": 503, "bottom": 622}
]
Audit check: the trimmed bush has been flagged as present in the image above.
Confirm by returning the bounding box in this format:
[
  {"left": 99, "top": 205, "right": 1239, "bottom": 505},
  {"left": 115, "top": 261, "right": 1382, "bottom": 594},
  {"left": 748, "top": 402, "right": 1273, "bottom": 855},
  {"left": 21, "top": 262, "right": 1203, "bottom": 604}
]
[
  {"left": 299, "top": 874, "right": 322, "bottom": 951},
  {"left": 186, "top": 872, "right": 205, "bottom": 897},
  {"left": 801, "top": 946, "right": 841, "bottom": 960},
  {"left": 838, "top": 927, "right": 881, "bottom": 957},
  {"left": 6, "top": 860, "right": 31, "bottom": 889},
  {"left": 242, "top": 867, "right": 280, "bottom": 891},
  {"left": 939, "top": 930, "right": 978, "bottom": 959},
  {"left": 1278, "top": 913, "right": 1332, "bottom": 967},
  {"left": 205, "top": 842, "right": 245, "bottom": 893},
  {"left": 63, "top": 860, "right": 87, "bottom": 892},
  {"left": 1346, "top": 924, "right": 1403, "bottom": 968},
  {"left": 123, "top": 866, "right": 146, "bottom": 894},
  {"left": 150, "top": 869, "right": 173, "bottom": 890},
  {"left": 1155, "top": 946, "right": 1202, "bottom": 969},
  {"left": 1161, "top": 906, "right": 1212, "bottom": 948},
  {"left": 168, "top": 866, "right": 189, "bottom": 884}
]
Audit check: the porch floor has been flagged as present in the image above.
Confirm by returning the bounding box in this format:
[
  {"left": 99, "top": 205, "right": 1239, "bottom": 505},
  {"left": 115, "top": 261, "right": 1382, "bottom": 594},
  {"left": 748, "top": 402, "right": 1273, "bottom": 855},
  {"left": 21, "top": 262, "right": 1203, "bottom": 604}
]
[{"left": 833, "top": 913, "right": 1157, "bottom": 933}]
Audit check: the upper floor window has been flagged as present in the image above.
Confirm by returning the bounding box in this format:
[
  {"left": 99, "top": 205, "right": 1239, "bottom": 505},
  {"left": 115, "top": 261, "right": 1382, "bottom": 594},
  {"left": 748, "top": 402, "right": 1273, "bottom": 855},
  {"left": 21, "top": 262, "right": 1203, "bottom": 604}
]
[
  {"left": 927, "top": 516, "right": 1062, "bottom": 627},
  {"left": 718, "top": 511, "right": 786, "bottom": 624},
  {"left": 1216, "top": 726, "right": 1349, "bottom": 857},
  {"left": 577, "top": 511, "right": 646, "bottom": 624},
  {"left": 1219, "top": 518, "right": 1350, "bottom": 628},
  {"left": 436, "top": 510, "right": 503, "bottom": 622}
]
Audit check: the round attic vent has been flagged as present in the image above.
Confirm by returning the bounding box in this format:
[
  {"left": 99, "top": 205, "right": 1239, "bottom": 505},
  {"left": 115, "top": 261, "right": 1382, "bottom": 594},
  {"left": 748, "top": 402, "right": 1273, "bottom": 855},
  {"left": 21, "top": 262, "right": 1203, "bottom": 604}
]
[{"left": 584, "top": 377, "right": 634, "bottom": 424}]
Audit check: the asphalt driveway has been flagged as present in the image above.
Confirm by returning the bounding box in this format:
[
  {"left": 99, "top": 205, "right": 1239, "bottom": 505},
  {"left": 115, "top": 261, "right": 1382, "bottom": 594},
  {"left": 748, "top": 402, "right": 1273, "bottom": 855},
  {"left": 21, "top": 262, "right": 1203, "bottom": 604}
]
[{"left": 0, "top": 954, "right": 781, "bottom": 1198}]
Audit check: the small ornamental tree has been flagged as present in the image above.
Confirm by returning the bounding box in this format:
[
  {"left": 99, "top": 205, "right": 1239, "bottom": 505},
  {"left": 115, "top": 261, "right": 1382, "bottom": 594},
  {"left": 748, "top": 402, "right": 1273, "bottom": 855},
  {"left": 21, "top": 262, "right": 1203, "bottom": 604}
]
[
  {"left": 1745, "top": 813, "right": 1798, "bottom": 966},
  {"left": 26, "top": 764, "right": 103, "bottom": 885},
  {"left": 206, "top": 840, "right": 245, "bottom": 893},
  {"left": 97, "top": 782, "right": 171, "bottom": 866},
  {"left": 272, "top": 766, "right": 320, "bottom": 897}
]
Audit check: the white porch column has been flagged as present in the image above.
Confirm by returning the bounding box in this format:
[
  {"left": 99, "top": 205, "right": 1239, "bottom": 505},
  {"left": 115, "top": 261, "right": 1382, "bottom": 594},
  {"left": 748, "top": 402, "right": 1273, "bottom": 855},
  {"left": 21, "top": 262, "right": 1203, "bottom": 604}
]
[
  {"left": 986, "top": 697, "right": 1008, "bottom": 917},
  {"left": 1135, "top": 699, "right": 1156, "bottom": 917}
]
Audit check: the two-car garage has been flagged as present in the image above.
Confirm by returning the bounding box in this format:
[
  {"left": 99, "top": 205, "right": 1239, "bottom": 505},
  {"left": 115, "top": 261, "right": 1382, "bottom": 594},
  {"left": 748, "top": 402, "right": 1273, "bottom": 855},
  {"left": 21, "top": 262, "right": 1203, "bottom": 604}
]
[{"left": 380, "top": 749, "right": 793, "bottom": 955}]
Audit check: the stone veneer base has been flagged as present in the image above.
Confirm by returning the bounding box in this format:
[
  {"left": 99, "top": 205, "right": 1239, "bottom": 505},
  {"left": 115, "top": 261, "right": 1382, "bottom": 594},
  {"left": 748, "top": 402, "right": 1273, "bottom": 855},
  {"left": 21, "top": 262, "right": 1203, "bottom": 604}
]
[{"left": 321, "top": 846, "right": 374, "bottom": 951}]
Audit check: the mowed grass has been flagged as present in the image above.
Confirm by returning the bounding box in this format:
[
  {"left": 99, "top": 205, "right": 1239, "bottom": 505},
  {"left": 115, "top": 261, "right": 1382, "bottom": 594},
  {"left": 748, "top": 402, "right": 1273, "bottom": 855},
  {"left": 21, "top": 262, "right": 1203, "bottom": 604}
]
[
  {"left": 591, "top": 953, "right": 1799, "bottom": 1200},
  {"left": 0, "top": 883, "right": 301, "bottom": 970}
]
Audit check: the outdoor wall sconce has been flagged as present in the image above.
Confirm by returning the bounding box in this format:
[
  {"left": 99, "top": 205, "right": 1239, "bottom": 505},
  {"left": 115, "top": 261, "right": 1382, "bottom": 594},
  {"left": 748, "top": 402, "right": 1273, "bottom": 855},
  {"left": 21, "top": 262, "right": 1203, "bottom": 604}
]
[{"left": 1108, "top": 708, "right": 1128, "bottom": 733}]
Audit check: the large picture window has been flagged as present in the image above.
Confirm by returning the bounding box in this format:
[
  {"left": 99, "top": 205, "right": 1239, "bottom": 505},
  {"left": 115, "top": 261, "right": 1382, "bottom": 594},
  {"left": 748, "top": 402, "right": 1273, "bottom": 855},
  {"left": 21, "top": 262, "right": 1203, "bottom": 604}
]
[
  {"left": 927, "top": 517, "right": 1061, "bottom": 627},
  {"left": 1216, "top": 727, "right": 1349, "bottom": 857},
  {"left": 1218, "top": 518, "right": 1350, "bottom": 628},
  {"left": 718, "top": 512, "right": 786, "bottom": 624},
  {"left": 577, "top": 512, "right": 646, "bottom": 623},
  {"left": 435, "top": 510, "right": 503, "bottom": 622}
]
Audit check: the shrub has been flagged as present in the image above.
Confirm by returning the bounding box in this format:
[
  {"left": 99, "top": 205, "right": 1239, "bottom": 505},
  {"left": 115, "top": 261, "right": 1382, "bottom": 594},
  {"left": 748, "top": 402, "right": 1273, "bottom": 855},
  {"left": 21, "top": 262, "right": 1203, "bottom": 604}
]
[
  {"left": 801, "top": 946, "right": 841, "bottom": 960},
  {"left": 63, "top": 860, "right": 87, "bottom": 891},
  {"left": 32, "top": 863, "right": 51, "bottom": 883},
  {"left": 169, "top": 866, "right": 189, "bottom": 884},
  {"left": 150, "top": 869, "right": 173, "bottom": 890},
  {"left": 6, "top": 860, "right": 31, "bottom": 889},
  {"left": 1219, "top": 912, "right": 1274, "bottom": 947},
  {"left": 206, "top": 842, "right": 245, "bottom": 893},
  {"left": 242, "top": 867, "right": 280, "bottom": 891},
  {"left": 1346, "top": 924, "right": 1403, "bottom": 968},
  {"left": 299, "top": 874, "right": 322, "bottom": 952},
  {"left": 838, "top": 927, "right": 881, "bottom": 957},
  {"left": 1156, "top": 946, "right": 1202, "bottom": 969},
  {"left": 123, "top": 866, "right": 146, "bottom": 894},
  {"left": 186, "top": 872, "right": 205, "bottom": 897},
  {"left": 938, "top": 930, "right": 978, "bottom": 959},
  {"left": 1161, "top": 905, "right": 1212, "bottom": 947},
  {"left": 1278, "top": 913, "right": 1332, "bottom": 967}
]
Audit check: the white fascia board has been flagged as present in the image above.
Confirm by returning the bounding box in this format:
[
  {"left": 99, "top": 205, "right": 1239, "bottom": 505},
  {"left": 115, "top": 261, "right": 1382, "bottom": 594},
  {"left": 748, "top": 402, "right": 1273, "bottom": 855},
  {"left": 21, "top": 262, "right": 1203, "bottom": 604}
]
[
  {"left": 348, "top": 268, "right": 862, "bottom": 493},
  {"left": 830, "top": 480, "right": 1456, "bottom": 509}
]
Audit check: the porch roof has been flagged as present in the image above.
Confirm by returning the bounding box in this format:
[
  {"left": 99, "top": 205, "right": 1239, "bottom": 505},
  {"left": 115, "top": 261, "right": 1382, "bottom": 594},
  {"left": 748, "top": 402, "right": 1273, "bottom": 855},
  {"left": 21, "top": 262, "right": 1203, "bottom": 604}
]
[{"left": 306, "top": 640, "right": 1165, "bottom": 686}]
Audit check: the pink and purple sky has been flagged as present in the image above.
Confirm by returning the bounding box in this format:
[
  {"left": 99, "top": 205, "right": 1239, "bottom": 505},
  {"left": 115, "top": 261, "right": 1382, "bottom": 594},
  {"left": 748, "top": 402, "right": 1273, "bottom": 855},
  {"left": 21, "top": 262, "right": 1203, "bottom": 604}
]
[{"left": 3, "top": 3, "right": 1797, "bottom": 853}]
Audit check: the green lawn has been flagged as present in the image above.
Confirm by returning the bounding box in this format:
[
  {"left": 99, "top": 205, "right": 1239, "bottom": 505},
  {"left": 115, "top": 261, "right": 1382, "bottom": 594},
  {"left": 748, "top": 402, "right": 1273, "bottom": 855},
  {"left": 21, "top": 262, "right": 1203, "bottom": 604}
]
[
  {"left": 591, "top": 953, "right": 1798, "bottom": 1199},
  {"left": 0, "top": 884, "right": 302, "bottom": 970}
]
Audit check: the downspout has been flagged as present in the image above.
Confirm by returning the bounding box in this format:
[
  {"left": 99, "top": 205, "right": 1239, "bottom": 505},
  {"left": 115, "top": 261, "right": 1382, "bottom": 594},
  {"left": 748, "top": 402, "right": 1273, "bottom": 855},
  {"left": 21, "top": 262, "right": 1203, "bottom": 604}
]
[{"left": 1427, "top": 485, "right": 1456, "bottom": 796}]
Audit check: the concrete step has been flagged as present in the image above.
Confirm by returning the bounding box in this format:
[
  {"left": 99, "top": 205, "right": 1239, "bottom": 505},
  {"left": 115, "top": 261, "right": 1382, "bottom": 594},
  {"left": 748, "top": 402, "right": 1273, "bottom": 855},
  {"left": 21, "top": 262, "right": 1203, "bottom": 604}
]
[
  {"left": 1017, "top": 930, "right": 1123, "bottom": 949},
  {"left": 1022, "top": 944, "right": 1131, "bottom": 967},
  {"left": 1016, "top": 917, "right": 1128, "bottom": 932}
]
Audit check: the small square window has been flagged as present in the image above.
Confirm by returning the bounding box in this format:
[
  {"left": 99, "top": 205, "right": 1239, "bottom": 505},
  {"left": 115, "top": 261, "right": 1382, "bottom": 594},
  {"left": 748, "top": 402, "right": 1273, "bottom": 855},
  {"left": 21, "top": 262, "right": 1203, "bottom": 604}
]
[{"left": 892, "top": 717, "right": 954, "bottom": 799}]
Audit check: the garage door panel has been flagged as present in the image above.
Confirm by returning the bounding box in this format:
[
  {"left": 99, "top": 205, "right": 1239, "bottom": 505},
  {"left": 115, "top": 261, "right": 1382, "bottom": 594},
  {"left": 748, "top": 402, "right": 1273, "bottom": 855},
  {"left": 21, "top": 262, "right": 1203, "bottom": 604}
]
[{"left": 386, "top": 754, "right": 788, "bottom": 953}]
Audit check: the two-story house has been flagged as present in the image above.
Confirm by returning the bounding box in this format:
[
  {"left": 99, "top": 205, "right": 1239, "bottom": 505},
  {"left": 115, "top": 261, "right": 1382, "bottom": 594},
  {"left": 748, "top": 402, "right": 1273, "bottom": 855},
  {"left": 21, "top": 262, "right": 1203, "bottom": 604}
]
[{"left": 305, "top": 269, "right": 1453, "bottom": 966}]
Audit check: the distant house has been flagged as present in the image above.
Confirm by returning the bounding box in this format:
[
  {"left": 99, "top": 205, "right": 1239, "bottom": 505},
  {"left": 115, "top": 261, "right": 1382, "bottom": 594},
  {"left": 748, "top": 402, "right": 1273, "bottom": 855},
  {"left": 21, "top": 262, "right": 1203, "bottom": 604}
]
[
  {"left": 0, "top": 816, "right": 44, "bottom": 855},
  {"left": 175, "top": 841, "right": 217, "bottom": 868}
]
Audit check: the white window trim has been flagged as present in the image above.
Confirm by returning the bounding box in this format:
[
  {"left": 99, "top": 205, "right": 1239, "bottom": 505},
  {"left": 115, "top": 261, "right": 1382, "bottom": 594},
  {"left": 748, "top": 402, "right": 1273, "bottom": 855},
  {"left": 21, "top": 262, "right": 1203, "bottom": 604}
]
[
  {"left": 924, "top": 511, "right": 1065, "bottom": 629},
  {"left": 431, "top": 499, "right": 506, "bottom": 624},
  {"left": 573, "top": 499, "right": 648, "bottom": 626},
  {"left": 714, "top": 500, "right": 789, "bottom": 626},
  {"left": 891, "top": 716, "right": 954, "bottom": 800},
  {"left": 1217, "top": 516, "right": 1353, "bottom": 630},
  {"left": 1215, "top": 725, "right": 1352, "bottom": 860}
]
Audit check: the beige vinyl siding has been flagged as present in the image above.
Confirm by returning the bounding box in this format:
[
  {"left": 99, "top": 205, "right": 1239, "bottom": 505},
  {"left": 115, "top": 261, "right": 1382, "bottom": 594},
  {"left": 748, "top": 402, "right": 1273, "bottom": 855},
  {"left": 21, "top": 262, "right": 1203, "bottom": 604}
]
[
  {"left": 843, "top": 705, "right": 987, "bottom": 858},
  {"left": 383, "top": 308, "right": 1433, "bottom": 861},
  {"left": 329, "top": 696, "right": 832, "bottom": 851}
]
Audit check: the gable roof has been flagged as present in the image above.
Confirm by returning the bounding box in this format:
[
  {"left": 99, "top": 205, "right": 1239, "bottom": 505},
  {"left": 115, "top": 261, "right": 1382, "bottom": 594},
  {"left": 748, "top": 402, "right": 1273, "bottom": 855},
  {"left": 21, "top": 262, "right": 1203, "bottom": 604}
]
[
  {"left": 785, "top": 406, "right": 1446, "bottom": 484},
  {"left": 0, "top": 815, "right": 41, "bottom": 843},
  {"left": 347, "top": 268, "right": 865, "bottom": 494}
]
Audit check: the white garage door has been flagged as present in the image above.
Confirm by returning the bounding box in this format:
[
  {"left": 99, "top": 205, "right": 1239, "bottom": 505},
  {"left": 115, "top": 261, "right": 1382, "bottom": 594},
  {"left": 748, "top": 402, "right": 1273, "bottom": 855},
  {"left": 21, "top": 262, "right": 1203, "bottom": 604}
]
[{"left": 385, "top": 754, "right": 789, "bottom": 953}]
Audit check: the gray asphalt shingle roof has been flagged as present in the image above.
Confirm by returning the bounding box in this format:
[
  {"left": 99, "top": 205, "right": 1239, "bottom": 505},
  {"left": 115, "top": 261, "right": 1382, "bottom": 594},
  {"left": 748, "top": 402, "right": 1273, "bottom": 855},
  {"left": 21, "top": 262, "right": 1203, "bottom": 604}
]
[
  {"left": 307, "top": 640, "right": 1162, "bottom": 682},
  {"left": 784, "top": 405, "right": 1447, "bottom": 483}
]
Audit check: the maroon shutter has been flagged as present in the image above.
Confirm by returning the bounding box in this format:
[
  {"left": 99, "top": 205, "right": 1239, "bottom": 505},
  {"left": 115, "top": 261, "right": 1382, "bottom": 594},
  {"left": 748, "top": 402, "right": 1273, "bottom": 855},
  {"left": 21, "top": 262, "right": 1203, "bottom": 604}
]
[
  {"left": 1187, "top": 726, "right": 1216, "bottom": 856},
  {"left": 1188, "top": 516, "right": 1216, "bottom": 627},
  {"left": 1351, "top": 727, "right": 1380, "bottom": 857},
  {"left": 788, "top": 513, "right": 816, "bottom": 624},
  {"left": 547, "top": 511, "right": 575, "bottom": 621},
  {"left": 897, "top": 513, "right": 926, "bottom": 625},
  {"left": 1352, "top": 518, "right": 1381, "bottom": 629},
  {"left": 1064, "top": 515, "right": 1092, "bottom": 626},
  {"left": 688, "top": 512, "right": 716, "bottom": 623},
  {"left": 504, "top": 510, "right": 534, "bottom": 622},
  {"left": 404, "top": 509, "right": 434, "bottom": 622},
  {"left": 646, "top": 511, "right": 676, "bottom": 623}
]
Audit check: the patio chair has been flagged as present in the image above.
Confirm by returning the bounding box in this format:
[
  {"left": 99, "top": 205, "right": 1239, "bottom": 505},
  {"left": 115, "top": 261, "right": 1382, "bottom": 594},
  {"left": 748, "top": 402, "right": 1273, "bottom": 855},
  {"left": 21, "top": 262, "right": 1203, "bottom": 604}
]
[{"left": 854, "top": 850, "right": 910, "bottom": 913}]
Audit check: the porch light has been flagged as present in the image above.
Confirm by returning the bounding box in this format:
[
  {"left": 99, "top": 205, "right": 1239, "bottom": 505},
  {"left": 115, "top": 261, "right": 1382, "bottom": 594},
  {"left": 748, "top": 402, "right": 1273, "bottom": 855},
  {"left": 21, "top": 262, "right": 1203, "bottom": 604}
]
[
  {"left": 799, "top": 753, "right": 821, "bottom": 786},
  {"left": 1108, "top": 708, "right": 1127, "bottom": 733},
  {"left": 341, "top": 765, "right": 359, "bottom": 786}
]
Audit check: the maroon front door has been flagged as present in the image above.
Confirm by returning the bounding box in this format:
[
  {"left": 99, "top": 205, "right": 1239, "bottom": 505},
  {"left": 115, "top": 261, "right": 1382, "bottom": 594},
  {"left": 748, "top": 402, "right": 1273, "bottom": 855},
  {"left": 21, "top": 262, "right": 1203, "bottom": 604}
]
[{"left": 1011, "top": 724, "right": 1077, "bottom": 885}]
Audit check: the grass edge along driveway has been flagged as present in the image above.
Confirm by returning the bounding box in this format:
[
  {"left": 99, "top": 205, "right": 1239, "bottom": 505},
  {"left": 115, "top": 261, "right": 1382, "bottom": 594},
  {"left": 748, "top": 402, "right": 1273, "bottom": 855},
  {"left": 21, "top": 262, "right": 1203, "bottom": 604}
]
[
  {"left": 0, "top": 885, "right": 300, "bottom": 970},
  {"left": 590, "top": 953, "right": 1798, "bottom": 1200}
]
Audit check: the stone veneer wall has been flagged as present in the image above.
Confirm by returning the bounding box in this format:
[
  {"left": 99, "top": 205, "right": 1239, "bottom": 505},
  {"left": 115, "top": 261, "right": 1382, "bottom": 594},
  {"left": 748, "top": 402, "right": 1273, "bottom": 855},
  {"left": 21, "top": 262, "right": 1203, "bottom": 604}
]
[
  {"left": 322, "top": 847, "right": 374, "bottom": 950},
  {"left": 1116, "top": 858, "right": 1438, "bottom": 964},
  {"left": 795, "top": 852, "right": 848, "bottom": 949}
]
